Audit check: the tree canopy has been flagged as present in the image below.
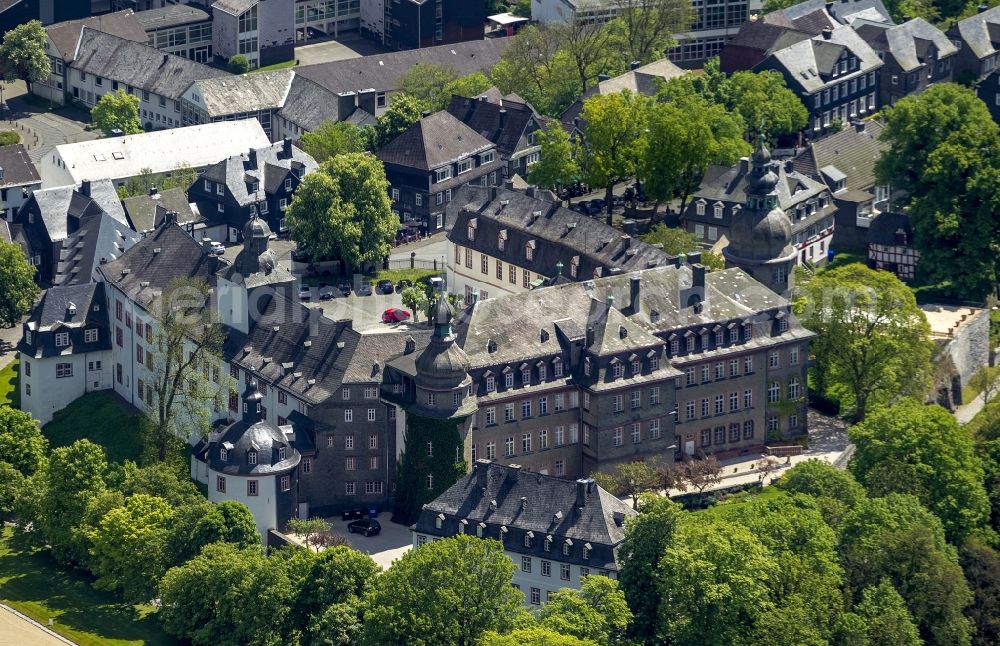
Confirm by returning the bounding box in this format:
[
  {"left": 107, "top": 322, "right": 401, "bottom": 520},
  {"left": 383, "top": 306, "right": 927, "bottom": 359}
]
[
  {"left": 0, "top": 20, "right": 49, "bottom": 83},
  {"left": 300, "top": 120, "right": 369, "bottom": 162},
  {"left": 0, "top": 407, "right": 47, "bottom": 476},
  {"left": 0, "top": 239, "right": 38, "bottom": 327},
  {"left": 91, "top": 89, "right": 142, "bottom": 135},
  {"left": 284, "top": 153, "right": 396, "bottom": 270},
  {"left": 793, "top": 263, "right": 933, "bottom": 421},
  {"left": 371, "top": 93, "right": 425, "bottom": 149},
  {"left": 876, "top": 83, "right": 1000, "bottom": 298}
]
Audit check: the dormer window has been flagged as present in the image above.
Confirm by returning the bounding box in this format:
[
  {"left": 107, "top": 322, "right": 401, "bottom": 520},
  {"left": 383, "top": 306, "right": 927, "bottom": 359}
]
[
  {"left": 686, "top": 336, "right": 695, "bottom": 352},
  {"left": 278, "top": 446, "right": 286, "bottom": 460},
  {"left": 779, "top": 317, "right": 789, "bottom": 332},
  {"left": 284, "top": 177, "right": 292, "bottom": 192},
  {"left": 544, "top": 536, "right": 552, "bottom": 552},
  {"left": 435, "top": 513, "right": 444, "bottom": 529},
  {"left": 696, "top": 200, "right": 706, "bottom": 216},
  {"left": 505, "top": 370, "right": 514, "bottom": 388},
  {"left": 249, "top": 181, "right": 259, "bottom": 193},
  {"left": 713, "top": 203, "right": 723, "bottom": 218},
  {"left": 24, "top": 330, "right": 32, "bottom": 345},
  {"left": 247, "top": 450, "right": 257, "bottom": 465},
  {"left": 486, "top": 375, "right": 496, "bottom": 392},
  {"left": 457, "top": 158, "right": 472, "bottom": 175},
  {"left": 481, "top": 151, "right": 494, "bottom": 164},
  {"left": 583, "top": 543, "right": 591, "bottom": 559},
  {"left": 434, "top": 167, "right": 452, "bottom": 182},
  {"left": 631, "top": 359, "right": 641, "bottom": 375},
  {"left": 570, "top": 256, "right": 579, "bottom": 278},
  {"left": 563, "top": 540, "right": 572, "bottom": 556},
  {"left": 584, "top": 357, "right": 591, "bottom": 376},
  {"left": 525, "top": 240, "right": 535, "bottom": 261},
  {"left": 55, "top": 332, "right": 69, "bottom": 347},
  {"left": 670, "top": 339, "right": 679, "bottom": 355},
  {"left": 498, "top": 230, "right": 507, "bottom": 251},
  {"left": 538, "top": 364, "right": 546, "bottom": 382},
  {"left": 219, "top": 447, "right": 228, "bottom": 461},
  {"left": 467, "top": 224, "right": 476, "bottom": 240},
  {"left": 612, "top": 361, "right": 624, "bottom": 379},
  {"left": 744, "top": 322, "right": 753, "bottom": 341},
  {"left": 521, "top": 368, "right": 531, "bottom": 384},
  {"left": 553, "top": 359, "right": 563, "bottom": 378}
]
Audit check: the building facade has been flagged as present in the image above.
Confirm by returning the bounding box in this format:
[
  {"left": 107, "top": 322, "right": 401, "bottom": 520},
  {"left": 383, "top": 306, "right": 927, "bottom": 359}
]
[{"left": 135, "top": 3, "right": 213, "bottom": 61}]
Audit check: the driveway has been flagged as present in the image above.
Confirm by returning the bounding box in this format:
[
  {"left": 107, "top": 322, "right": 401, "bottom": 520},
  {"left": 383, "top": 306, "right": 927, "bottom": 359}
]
[{"left": 329, "top": 516, "right": 412, "bottom": 569}]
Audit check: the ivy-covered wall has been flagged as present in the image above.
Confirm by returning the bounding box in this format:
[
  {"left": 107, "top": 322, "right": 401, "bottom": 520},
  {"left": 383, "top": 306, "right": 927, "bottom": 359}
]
[{"left": 392, "top": 414, "right": 468, "bottom": 524}]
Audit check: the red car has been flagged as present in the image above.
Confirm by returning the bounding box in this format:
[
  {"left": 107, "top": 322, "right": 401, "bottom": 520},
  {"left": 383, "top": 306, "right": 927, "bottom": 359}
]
[{"left": 382, "top": 307, "right": 411, "bottom": 323}]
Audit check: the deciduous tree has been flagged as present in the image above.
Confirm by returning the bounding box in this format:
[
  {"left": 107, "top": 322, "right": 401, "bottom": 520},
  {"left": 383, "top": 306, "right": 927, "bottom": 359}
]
[
  {"left": 401, "top": 286, "right": 428, "bottom": 322},
  {"left": 793, "top": 263, "right": 933, "bottom": 421},
  {"left": 166, "top": 500, "right": 260, "bottom": 565},
  {"left": 443, "top": 72, "right": 493, "bottom": 103},
  {"left": 607, "top": 0, "right": 695, "bottom": 66},
  {"left": 40, "top": 439, "right": 108, "bottom": 564},
  {"left": 371, "top": 93, "right": 425, "bottom": 149},
  {"left": 527, "top": 122, "right": 578, "bottom": 191},
  {"left": 285, "top": 153, "right": 396, "bottom": 272},
  {"left": 0, "top": 461, "right": 23, "bottom": 517},
  {"left": 592, "top": 458, "right": 666, "bottom": 509},
  {"left": 287, "top": 516, "right": 331, "bottom": 551},
  {"left": 721, "top": 70, "right": 808, "bottom": 140},
  {"left": 361, "top": 535, "right": 522, "bottom": 646},
  {"left": 300, "top": 121, "right": 368, "bottom": 162},
  {"left": 491, "top": 26, "right": 581, "bottom": 116},
  {"left": 851, "top": 579, "right": 922, "bottom": 646},
  {"left": 960, "top": 538, "right": 1000, "bottom": 646},
  {"left": 849, "top": 399, "right": 991, "bottom": 542},
  {"left": 0, "top": 20, "right": 49, "bottom": 83},
  {"left": 0, "top": 407, "right": 46, "bottom": 476},
  {"left": 482, "top": 628, "right": 596, "bottom": 646},
  {"left": 0, "top": 240, "right": 38, "bottom": 327},
  {"left": 398, "top": 63, "right": 459, "bottom": 111},
  {"left": 90, "top": 89, "right": 142, "bottom": 135},
  {"left": 226, "top": 55, "right": 249, "bottom": 74},
  {"left": 775, "top": 459, "right": 866, "bottom": 529},
  {"left": 290, "top": 546, "right": 380, "bottom": 639},
  {"left": 538, "top": 576, "right": 632, "bottom": 644},
  {"left": 640, "top": 224, "right": 702, "bottom": 256}
]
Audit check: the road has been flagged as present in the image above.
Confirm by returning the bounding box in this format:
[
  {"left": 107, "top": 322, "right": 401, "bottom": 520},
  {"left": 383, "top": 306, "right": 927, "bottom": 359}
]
[{"left": 0, "top": 605, "right": 76, "bottom": 646}]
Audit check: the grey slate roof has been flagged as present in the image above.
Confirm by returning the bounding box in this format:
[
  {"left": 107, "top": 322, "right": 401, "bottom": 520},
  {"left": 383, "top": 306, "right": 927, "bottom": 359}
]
[
  {"left": 29, "top": 179, "right": 127, "bottom": 243},
  {"left": 953, "top": 5, "right": 1000, "bottom": 60},
  {"left": 414, "top": 461, "right": 637, "bottom": 570},
  {"left": 72, "top": 27, "right": 227, "bottom": 100},
  {"left": 19, "top": 281, "right": 111, "bottom": 358},
  {"left": 295, "top": 38, "right": 512, "bottom": 95},
  {"left": 792, "top": 119, "right": 886, "bottom": 192},
  {"left": 275, "top": 74, "right": 343, "bottom": 132},
  {"left": 122, "top": 186, "right": 199, "bottom": 233},
  {"left": 856, "top": 17, "right": 956, "bottom": 72},
  {"left": 868, "top": 210, "right": 912, "bottom": 246},
  {"left": 376, "top": 111, "right": 495, "bottom": 171},
  {"left": 0, "top": 144, "right": 40, "bottom": 188},
  {"left": 765, "top": 25, "right": 882, "bottom": 93},
  {"left": 97, "top": 222, "right": 224, "bottom": 309},
  {"left": 133, "top": 4, "right": 211, "bottom": 30},
  {"left": 46, "top": 10, "right": 147, "bottom": 62},
  {"left": 782, "top": 0, "right": 891, "bottom": 25},
  {"left": 204, "top": 419, "right": 301, "bottom": 476},
  {"left": 199, "top": 140, "right": 317, "bottom": 210},
  {"left": 54, "top": 211, "right": 139, "bottom": 287},
  {"left": 448, "top": 187, "right": 675, "bottom": 283},
  {"left": 189, "top": 70, "right": 294, "bottom": 118},
  {"left": 342, "top": 328, "right": 433, "bottom": 385},
  {"left": 446, "top": 92, "right": 543, "bottom": 159}
]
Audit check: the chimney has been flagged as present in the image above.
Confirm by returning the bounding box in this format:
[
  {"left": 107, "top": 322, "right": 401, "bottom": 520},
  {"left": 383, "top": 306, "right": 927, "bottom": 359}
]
[
  {"left": 337, "top": 91, "right": 357, "bottom": 120},
  {"left": 282, "top": 137, "right": 292, "bottom": 159},
  {"left": 507, "top": 463, "right": 522, "bottom": 482},
  {"left": 421, "top": 110, "right": 432, "bottom": 118},
  {"left": 853, "top": 119, "right": 866, "bottom": 133},
  {"left": 630, "top": 60, "right": 642, "bottom": 70},
  {"left": 979, "top": 3, "right": 989, "bottom": 11},
  {"left": 201, "top": 237, "right": 215, "bottom": 252},
  {"left": 161, "top": 53, "right": 169, "bottom": 67},
  {"left": 825, "top": 0, "right": 834, "bottom": 9},
  {"left": 597, "top": 73, "right": 611, "bottom": 82},
  {"left": 148, "top": 185, "right": 158, "bottom": 197},
  {"left": 79, "top": 180, "right": 90, "bottom": 197},
  {"left": 586, "top": 326, "right": 595, "bottom": 347},
  {"left": 692, "top": 263, "right": 706, "bottom": 289},
  {"left": 739, "top": 156, "right": 750, "bottom": 174},
  {"left": 630, "top": 275, "right": 641, "bottom": 312},
  {"left": 822, "top": 27, "right": 833, "bottom": 39},
  {"left": 894, "top": 228, "right": 908, "bottom": 246},
  {"left": 163, "top": 210, "right": 177, "bottom": 225},
  {"left": 520, "top": 496, "right": 528, "bottom": 511},
  {"left": 357, "top": 88, "right": 376, "bottom": 115},
  {"left": 498, "top": 108, "right": 507, "bottom": 131},
  {"left": 247, "top": 149, "right": 258, "bottom": 169},
  {"left": 607, "top": 294, "right": 615, "bottom": 309},
  {"left": 575, "top": 478, "right": 593, "bottom": 508},
  {"left": 475, "top": 459, "right": 490, "bottom": 490}
]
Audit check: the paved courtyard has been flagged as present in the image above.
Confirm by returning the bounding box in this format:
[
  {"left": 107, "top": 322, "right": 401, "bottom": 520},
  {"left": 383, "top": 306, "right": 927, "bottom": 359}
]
[
  {"left": 329, "top": 516, "right": 413, "bottom": 569},
  {"left": 0, "top": 82, "right": 97, "bottom": 170},
  {"left": 294, "top": 33, "right": 388, "bottom": 67}
]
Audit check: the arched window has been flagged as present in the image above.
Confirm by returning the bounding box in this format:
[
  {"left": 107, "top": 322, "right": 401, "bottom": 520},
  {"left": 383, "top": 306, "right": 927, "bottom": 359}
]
[{"left": 788, "top": 377, "right": 800, "bottom": 400}]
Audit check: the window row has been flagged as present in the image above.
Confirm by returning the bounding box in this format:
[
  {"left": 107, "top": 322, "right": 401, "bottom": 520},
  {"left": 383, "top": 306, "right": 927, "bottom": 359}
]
[{"left": 698, "top": 420, "right": 755, "bottom": 446}]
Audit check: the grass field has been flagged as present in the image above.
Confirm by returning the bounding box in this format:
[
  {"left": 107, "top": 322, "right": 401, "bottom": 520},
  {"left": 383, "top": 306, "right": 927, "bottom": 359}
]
[
  {"left": 42, "top": 391, "right": 147, "bottom": 464},
  {"left": 0, "top": 527, "right": 176, "bottom": 646},
  {"left": 0, "top": 360, "right": 18, "bottom": 409},
  {"left": 254, "top": 59, "right": 296, "bottom": 72}
]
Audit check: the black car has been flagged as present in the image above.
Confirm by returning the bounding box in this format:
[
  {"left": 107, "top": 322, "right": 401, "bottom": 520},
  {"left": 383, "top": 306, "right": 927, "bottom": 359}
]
[
  {"left": 336, "top": 279, "right": 352, "bottom": 296},
  {"left": 396, "top": 279, "right": 413, "bottom": 293},
  {"left": 376, "top": 279, "right": 394, "bottom": 294},
  {"left": 347, "top": 518, "right": 381, "bottom": 536}
]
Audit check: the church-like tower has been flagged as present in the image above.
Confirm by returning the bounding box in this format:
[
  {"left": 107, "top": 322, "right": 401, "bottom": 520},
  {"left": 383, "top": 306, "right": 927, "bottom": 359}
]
[
  {"left": 392, "top": 296, "right": 478, "bottom": 523},
  {"left": 723, "top": 141, "right": 797, "bottom": 297}
]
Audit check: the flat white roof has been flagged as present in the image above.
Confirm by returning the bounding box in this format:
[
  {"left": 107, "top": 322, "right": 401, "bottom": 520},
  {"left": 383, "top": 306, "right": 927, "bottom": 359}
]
[
  {"left": 488, "top": 12, "right": 530, "bottom": 25},
  {"left": 53, "top": 120, "right": 270, "bottom": 183}
]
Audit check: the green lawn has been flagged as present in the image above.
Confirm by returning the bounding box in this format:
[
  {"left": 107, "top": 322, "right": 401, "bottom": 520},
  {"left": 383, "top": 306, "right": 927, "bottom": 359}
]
[
  {"left": 253, "top": 59, "right": 296, "bottom": 72},
  {"left": 0, "top": 360, "right": 18, "bottom": 409},
  {"left": 42, "top": 391, "right": 147, "bottom": 464},
  {"left": 0, "top": 527, "right": 177, "bottom": 646}
]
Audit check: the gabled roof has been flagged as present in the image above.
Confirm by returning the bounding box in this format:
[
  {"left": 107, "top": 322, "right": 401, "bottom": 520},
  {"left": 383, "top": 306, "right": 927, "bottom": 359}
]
[
  {"left": 792, "top": 119, "right": 886, "bottom": 192},
  {"left": 295, "top": 38, "right": 512, "bottom": 95},
  {"left": 122, "top": 186, "right": 200, "bottom": 233},
  {"left": 376, "top": 111, "right": 495, "bottom": 171},
  {"left": 781, "top": 0, "right": 891, "bottom": 25},
  {"left": 26, "top": 179, "right": 127, "bottom": 243},
  {"left": 445, "top": 92, "right": 541, "bottom": 158},
  {"left": 97, "top": 222, "right": 224, "bottom": 309},
  {"left": 188, "top": 70, "right": 295, "bottom": 118},
  {"left": 54, "top": 211, "right": 139, "bottom": 287},
  {"left": 199, "top": 140, "right": 317, "bottom": 211},
  {"left": 0, "top": 144, "right": 40, "bottom": 188},
  {"left": 72, "top": 27, "right": 227, "bottom": 100},
  {"left": 868, "top": 210, "right": 912, "bottom": 246},
  {"left": 857, "top": 17, "right": 956, "bottom": 72},
  {"left": 953, "top": 5, "right": 1000, "bottom": 60},
  {"left": 764, "top": 25, "right": 882, "bottom": 93},
  {"left": 19, "top": 282, "right": 112, "bottom": 359},
  {"left": 275, "top": 74, "right": 343, "bottom": 132},
  {"left": 46, "top": 10, "right": 147, "bottom": 62}
]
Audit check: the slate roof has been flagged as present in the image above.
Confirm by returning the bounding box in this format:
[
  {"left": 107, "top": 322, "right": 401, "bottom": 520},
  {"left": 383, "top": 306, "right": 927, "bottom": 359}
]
[
  {"left": 275, "top": 74, "right": 343, "bottom": 132},
  {"left": 27, "top": 179, "right": 127, "bottom": 243},
  {"left": 723, "top": 19, "right": 816, "bottom": 56},
  {"left": 19, "top": 281, "right": 111, "bottom": 358},
  {"left": 782, "top": 0, "right": 891, "bottom": 25},
  {"left": 953, "top": 5, "right": 1000, "bottom": 60},
  {"left": 765, "top": 25, "right": 883, "bottom": 93},
  {"left": 414, "top": 461, "right": 636, "bottom": 570},
  {"left": 376, "top": 111, "right": 495, "bottom": 171},
  {"left": 561, "top": 58, "right": 688, "bottom": 122},
  {"left": 868, "top": 210, "right": 912, "bottom": 246},
  {"left": 46, "top": 10, "right": 147, "bottom": 62},
  {"left": 0, "top": 144, "right": 40, "bottom": 188},
  {"left": 856, "top": 17, "right": 956, "bottom": 72},
  {"left": 792, "top": 119, "right": 886, "bottom": 192},
  {"left": 295, "top": 38, "right": 512, "bottom": 94},
  {"left": 189, "top": 70, "right": 294, "bottom": 118},
  {"left": 54, "top": 211, "right": 139, "bottom": 287},
  {"left": 133, "top": 4, "right": 211, "bottom": 30},
  {"left": 446, "top": 92, "right": 542, "bottom": 159},
  {"left": 342, "top": 327, "right": 433, "bottom": 384},
  {"left": 97, "top": 222, "right": 224, "bottom": 309},
  {"left": 122, "top": 186, "right": 199, "bottom": 233},
  {"left": 203, "top": 419, "right": 301, "bottom": 476},
  {"left": 199, "top": 139, "right": 317, "bottom": 210},
  {"left": 693, "top": 160, "right": 829, "bottom": 213},
  {"left": 72, "top": 27, "right": 227, "bottom": 100}
]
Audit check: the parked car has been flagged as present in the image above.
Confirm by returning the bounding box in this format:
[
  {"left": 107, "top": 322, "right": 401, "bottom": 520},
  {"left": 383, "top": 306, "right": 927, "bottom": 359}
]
[
  {"left": 341, "top": 508, "right": 366, "bottom": 521},
  {"left": 376, "top": 279, "right": 394, "bottom": 294},
  {"left": 396, "top": 279, "right": 413, "bottom": 293},
  {"left": 347, "top": 518, "right": 381, "bottom": 537},
  {"left": 336, "top": 279, "right": 352, "bottom": 296},
  {"left": 318, "top": 284, "right": 336, "bottom": 300},
  {"left": 298, "top": 285, "right": 311, "bottom": 300},
  {"left": 357, "top": 281, "right": 373, "bottom": 296},
  {"left": 208, "top": 241, "right": 225, "bottom": 256},
  {"left": 382, "top": 307, "right": 411, "bottom": 323}
]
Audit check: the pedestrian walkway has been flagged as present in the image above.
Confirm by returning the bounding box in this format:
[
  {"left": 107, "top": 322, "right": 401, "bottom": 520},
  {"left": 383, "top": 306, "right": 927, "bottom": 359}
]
[
  {"left": 955, "top": 384, "right": 996, "bottom": 425},
  {"left": 0, "top": 604, "right": 76, "bottom": 646}
]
